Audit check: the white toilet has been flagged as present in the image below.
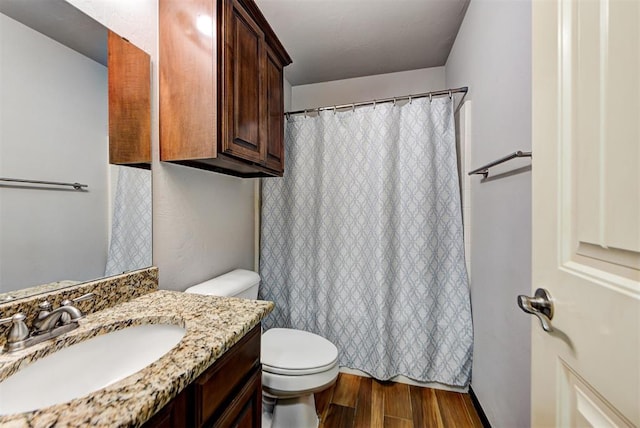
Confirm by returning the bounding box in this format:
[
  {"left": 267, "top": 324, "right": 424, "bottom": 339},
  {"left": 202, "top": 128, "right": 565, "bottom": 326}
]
[{"left": 185, "top": 269, "right": 339, "bottom": 428}]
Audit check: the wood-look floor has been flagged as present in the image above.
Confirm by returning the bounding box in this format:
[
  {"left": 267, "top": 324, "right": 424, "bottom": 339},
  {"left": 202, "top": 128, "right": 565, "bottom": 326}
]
[{"left": 314, "top": 373, "right": 483, "bottom": 428}]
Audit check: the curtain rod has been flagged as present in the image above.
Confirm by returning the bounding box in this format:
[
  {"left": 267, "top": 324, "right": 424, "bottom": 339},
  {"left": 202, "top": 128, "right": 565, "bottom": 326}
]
[{"left": 285, "top": 86, "right": 468, "bottom": 117}]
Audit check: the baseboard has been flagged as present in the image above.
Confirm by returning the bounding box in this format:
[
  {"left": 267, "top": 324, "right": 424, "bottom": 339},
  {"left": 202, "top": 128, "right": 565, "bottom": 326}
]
[{"left": 469, "top": 386, "right": 492, "bottom": 428}]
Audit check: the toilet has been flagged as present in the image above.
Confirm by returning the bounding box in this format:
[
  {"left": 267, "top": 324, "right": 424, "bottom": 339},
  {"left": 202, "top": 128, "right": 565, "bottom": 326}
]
[{"left": 185, "top": 269, "right": 339, "bottom": 428}]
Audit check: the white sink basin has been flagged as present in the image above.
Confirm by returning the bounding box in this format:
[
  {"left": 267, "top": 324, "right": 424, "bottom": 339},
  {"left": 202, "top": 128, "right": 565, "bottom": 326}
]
[{"left": 0, "top": 323, "right": 185, "bottom": 415}]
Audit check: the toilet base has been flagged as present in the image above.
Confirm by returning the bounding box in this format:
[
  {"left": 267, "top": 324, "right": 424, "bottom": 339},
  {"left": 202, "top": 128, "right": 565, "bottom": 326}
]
[{"left": 264, "top": 393, "right": 319, "bottom": 428}]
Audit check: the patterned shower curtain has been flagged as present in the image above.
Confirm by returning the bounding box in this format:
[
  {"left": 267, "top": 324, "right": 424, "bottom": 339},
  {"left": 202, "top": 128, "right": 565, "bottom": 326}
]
[
  {"left": 104, "top": 166, "right": 152, "bottom": 277},
  {"left": 260, "top": 97, "right": 472, "bottom": 386}
]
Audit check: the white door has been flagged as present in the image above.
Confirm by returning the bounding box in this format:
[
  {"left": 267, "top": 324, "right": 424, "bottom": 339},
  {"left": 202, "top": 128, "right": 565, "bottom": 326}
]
[{"left": 530, "top": 0, "right": 639, "bottom": 427}]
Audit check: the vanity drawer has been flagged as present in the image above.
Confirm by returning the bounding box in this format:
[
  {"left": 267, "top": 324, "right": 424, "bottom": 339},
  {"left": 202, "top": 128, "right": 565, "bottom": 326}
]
[
  {"left": 213, "top": 368, "right": 261, "bottom": 428},
  {"left": 192, "top": 324, "right": 261, "bottom": 426}
]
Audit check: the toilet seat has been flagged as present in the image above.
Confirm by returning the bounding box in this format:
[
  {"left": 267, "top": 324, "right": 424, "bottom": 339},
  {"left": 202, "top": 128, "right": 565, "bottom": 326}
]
[
  {"left": 261, "top": 328, "right": 339, "bottom": 397},
  {"left": 261, "top": 328, "right": 338, "bottom": 373}
]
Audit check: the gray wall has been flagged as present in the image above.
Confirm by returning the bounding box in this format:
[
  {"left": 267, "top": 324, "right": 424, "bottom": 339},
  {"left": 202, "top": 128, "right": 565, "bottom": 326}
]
[
  {"left": 290, "top": 67, "right": 445, "bottom": 111},
  {"left": 67, "top": 0, "right": 256, "bottom": 291},
  {"left": 445, "top": 0, "right": 532, "bottom": 426}
]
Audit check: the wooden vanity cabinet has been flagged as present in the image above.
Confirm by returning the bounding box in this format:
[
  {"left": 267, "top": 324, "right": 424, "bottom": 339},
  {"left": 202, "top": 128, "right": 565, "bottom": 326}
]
[
  {"left": 159, "top": 0, "right": 291, "bottom": 178},
  {"left": 143, "top": 325, "right": 262, "bottom": 428}
]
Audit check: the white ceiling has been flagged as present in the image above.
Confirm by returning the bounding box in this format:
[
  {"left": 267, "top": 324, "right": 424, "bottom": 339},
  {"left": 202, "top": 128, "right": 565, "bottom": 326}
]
[{"left": 255, "top": 0, "right": 470, "bottom": 86}]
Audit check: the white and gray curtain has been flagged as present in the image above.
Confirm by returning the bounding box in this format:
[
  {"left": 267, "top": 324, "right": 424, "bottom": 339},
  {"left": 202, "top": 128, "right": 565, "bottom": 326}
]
[
  {"left": 105, "top": 166, "right": 152, "bottom": 277},
  {"left": 259, "top": 97, "right": 472, "bottom": 386}
]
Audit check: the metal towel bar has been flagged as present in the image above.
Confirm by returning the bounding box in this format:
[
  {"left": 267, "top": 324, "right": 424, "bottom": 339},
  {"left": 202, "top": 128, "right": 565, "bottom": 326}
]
[
  {"left": 0, "top": 177, "right": 88, "bottom": 190},
  {"left": 468, "top": 151, "right": 532, "bottom": 178}
]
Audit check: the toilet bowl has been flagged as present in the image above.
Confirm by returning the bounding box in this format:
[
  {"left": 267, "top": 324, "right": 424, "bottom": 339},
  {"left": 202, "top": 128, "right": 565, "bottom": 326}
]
[{"left": 185, "top": 269, "right": 339, "bottom": 428}]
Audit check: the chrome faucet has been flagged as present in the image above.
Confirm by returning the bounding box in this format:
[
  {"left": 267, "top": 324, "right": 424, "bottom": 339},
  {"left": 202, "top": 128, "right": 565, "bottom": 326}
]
[
  {"left": 1, "top": 292, "right": 94, "bottom": 353},
  {"left": 33, "top": 301, "right": 83, "bottom": 333}
]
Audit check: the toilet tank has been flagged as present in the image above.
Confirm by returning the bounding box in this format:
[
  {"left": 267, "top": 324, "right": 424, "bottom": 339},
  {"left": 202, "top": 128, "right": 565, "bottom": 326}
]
[{"left": 184, "top": 269, "right": 260, "bottom": 299}]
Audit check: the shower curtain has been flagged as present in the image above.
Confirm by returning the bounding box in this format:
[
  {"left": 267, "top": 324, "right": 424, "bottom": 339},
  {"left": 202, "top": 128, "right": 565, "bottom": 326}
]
[
  {"left": 105, "top": 166, "right": 152, "bottom": 277},
  {"left": 260, "top": 97, "right": 472, "bottom": 386}
]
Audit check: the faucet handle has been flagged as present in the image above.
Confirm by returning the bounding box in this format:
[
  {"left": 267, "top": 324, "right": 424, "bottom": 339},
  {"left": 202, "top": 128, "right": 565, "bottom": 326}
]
[
  {"left": 0, "top": 313, "right": 29, "bottom": 344},
  {"left": 37, "top": 301, "right": 53, "bottom": 323},
  {"left": 74, "top": 292, "right": 95, "bottom": 303},
  {"left": 63, "top": 292, "right": 95, "bottom": 306}
]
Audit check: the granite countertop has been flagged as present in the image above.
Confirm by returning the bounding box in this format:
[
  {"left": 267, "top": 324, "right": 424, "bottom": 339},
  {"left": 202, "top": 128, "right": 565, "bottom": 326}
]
[{"left": 0, "top": 290, "right": 274, "bottom": 427}]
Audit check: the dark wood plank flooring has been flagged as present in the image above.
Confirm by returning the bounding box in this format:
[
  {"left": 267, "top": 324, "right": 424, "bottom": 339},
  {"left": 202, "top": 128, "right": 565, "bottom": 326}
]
[{"left": 314, "top": 373, "right": 483, "bottom": 428}]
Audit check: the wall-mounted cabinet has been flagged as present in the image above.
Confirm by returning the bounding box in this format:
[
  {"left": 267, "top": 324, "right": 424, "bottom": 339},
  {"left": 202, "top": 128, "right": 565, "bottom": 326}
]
[
  {"left": 159, "top": 0, "right": 291, "bottom": 178},
  {"left": 108, "top": 31, "right": 152, "bottom": 168}
]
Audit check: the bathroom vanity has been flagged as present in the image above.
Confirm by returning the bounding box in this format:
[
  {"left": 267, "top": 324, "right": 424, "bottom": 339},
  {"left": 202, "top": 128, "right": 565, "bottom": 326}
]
[{"left": 0, "top": 277, "right": 273, "bottom": 427}]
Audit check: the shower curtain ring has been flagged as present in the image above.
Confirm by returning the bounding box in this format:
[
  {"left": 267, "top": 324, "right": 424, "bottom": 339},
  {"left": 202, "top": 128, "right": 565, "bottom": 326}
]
[
  {"left": 393, "top": 98, "right": 396, "bottom": 106},
  {"left": 449, "top": 90, "right": 452, "bottom": 99},
  {"left": 409, "top": 95, "right": 412, "bottom": 104},
  {"left": 352, "top": 103, "right": 355, "bottom": 112},
  {"left": 373, "top": 100, "right": 376, "bottom": 109},
  {"left": 304, "top": 109, "right": 307, "bottom": 118},
  {"left": 333, "top": 105, "right": 337, "bottom": 115},
  {"left": 429, "top": 93, "right": 433, "bottom": 103},
  {"left": 317, "top": 108, "right": 321, "bottom": 116}
]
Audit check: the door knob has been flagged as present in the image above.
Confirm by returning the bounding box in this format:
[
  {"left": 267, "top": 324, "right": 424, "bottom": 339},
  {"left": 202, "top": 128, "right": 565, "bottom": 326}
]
[{"left": 517, "top": 288, "right": 554, "bottom": 332}]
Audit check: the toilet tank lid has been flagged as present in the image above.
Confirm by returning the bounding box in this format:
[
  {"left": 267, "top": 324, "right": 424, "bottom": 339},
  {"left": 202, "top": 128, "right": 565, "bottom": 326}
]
[{"left": 184, "top": 269, "right": 260, "bottom": 297}]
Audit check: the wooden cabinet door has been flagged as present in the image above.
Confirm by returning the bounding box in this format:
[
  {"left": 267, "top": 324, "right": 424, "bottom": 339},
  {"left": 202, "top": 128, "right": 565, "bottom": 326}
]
[
  {"left": 159, "top": 0, "right": 217, "bottom": 162},
  {"left": 213, "top": 369, "right": 262, "bottom": 428},
  {"left": 108, "top": 30, "right": 151, "bottom": 166},
  {"left": 222, "top": 0, "right": 267, "bottom": 165},
  {"left": 264, "top": 45, "right": 284, "bottom": 173}
]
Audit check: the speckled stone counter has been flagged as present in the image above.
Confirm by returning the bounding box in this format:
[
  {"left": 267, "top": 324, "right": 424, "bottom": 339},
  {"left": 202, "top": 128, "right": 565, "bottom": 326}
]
[
  {"left": 0, "top": 268, "right": 158, "bottom": 350},
  {"left": 0, "top": 290, "right": 274, "bottom": 427}
]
